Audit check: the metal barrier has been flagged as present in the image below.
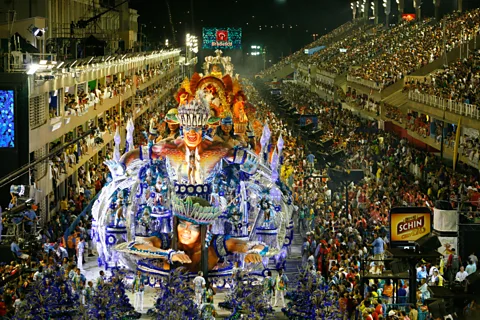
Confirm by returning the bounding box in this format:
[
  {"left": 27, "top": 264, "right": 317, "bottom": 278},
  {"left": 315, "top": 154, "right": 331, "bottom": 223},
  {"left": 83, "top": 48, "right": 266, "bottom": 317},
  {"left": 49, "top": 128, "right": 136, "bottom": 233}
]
[{"left": 408, "top": 91, "right": 480, "bottom": 119}]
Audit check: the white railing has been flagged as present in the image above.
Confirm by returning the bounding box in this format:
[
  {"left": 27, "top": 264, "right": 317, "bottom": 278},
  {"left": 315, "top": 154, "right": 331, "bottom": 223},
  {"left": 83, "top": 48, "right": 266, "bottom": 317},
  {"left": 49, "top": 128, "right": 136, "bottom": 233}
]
[
  {"left": 318, "top": 70, "right": 337, "bottom": 79},
  {"left": 408, "top": 91, "right": 480, "bottom": 119},
  {"left": 316, "top": 73, "right": 334, "bottom": 86},
  {"left": 347, "top": 75, "right": 383, "bottom": 91}
]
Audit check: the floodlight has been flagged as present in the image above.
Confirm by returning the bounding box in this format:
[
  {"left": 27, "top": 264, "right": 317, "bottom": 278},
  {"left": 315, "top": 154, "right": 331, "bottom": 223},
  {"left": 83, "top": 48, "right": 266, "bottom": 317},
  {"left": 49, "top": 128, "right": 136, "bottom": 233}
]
[
  {"left": 27, "top": 64, "right": 39, "bottom": 75},
  {"left": 32, "top": 27, "right": 44, "bottom": 37}
]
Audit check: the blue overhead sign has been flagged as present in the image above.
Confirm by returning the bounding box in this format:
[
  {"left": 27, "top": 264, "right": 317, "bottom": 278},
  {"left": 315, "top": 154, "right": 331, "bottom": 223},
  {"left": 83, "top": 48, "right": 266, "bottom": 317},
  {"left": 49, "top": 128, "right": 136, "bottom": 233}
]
[{"left": 304, "top": 45, "right": 326, "bottom": 55}]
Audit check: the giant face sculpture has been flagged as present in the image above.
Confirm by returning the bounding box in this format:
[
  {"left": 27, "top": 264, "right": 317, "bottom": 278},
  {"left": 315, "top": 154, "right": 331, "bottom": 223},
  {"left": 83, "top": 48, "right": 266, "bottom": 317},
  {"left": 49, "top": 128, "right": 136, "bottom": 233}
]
[
  {"left": 183, "top": 126, "right": 203, "bottom": 148},
  {"left": 177, "top": 220, "right": 201, "bottom": 246}
]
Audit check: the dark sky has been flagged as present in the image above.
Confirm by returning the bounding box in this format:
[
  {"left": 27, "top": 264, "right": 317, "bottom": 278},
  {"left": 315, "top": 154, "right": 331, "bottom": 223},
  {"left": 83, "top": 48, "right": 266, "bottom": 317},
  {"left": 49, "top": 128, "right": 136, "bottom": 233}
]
[
  {"left": 129, "top": 0, "right": 479, "bottom": 72},
  {"left": 130, "top": 0, "right": 352, "bottom": 55}
]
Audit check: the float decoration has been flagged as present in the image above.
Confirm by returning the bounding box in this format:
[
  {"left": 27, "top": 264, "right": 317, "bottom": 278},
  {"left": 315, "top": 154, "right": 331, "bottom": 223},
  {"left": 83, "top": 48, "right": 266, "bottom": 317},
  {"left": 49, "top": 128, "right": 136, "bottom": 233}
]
[{"left": 92, "top": 56, "right": 294, "bottom": 280}]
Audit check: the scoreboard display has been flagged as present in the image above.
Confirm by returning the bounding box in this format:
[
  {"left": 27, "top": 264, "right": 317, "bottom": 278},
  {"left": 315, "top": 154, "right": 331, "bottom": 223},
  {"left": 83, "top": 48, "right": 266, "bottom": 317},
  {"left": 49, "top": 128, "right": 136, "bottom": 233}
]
[{"left": 202, "top": 28, "right": 242, "bottom": 50}]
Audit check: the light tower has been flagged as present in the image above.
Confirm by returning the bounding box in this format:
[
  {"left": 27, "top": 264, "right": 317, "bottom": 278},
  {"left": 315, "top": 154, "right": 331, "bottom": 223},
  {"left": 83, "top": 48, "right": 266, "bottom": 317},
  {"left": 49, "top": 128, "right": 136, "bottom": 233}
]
[
  {"left": 413, "top": 0, "right": 421, "bottom": 20},
  {"left": 371, "top": 0, "right": 379, "bottom": 24},
  {"left": 396, "top": 0, "right": 405, "bottom": 23},
  {"left": 383, "top": 0, "right": 391, "bottom": 28},
  {"left": 351, "top": 2, "right": 357, "bottom": 20},
  {"left": 434, "top": 0, "right": 441, "bottom": 21}
]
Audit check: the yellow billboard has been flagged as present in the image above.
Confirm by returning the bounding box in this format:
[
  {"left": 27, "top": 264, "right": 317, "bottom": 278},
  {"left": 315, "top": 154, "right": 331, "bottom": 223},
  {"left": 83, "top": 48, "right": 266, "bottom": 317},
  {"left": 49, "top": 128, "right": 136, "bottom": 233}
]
[{"left": 390, "top": 212, "right": 431, "bottom": 242}]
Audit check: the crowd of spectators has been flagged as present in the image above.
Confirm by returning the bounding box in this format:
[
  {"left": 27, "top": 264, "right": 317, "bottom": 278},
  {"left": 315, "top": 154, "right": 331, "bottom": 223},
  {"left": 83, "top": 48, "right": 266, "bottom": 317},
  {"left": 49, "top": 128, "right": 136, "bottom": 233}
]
[
  {"left": 346, "top": 86, "right": 480, "bottom": 164},
  {"left": 268, "top": 82, "right": 480, "bottom": 319},
  {"left": 259, "top": 20, "right": 360, "bottom": 78},
  {"left": 263, "top": 8, "right": 480, "bottom": 92},
  {"left": 406, "top": 49, "right": 480, "bottom": 107},
  {"left": 60, "top": 61, "right": 176, "bottom": 118},
  {"left": 350, "top": 9, "right": 480, "bottom": 89}
]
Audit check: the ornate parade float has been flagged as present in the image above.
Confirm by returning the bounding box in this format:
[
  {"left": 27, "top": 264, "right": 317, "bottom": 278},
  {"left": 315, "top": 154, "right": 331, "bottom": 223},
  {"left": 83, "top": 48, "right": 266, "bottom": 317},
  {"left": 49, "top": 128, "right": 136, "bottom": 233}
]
[{"left": 92, "top": 51, "right": 294, "bottom": 286}]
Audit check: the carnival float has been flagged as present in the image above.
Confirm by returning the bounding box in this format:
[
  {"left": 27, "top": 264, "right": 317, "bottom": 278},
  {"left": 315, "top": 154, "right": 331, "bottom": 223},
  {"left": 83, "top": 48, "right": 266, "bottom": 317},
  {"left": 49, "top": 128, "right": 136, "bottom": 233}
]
[{"left": 91, "top": 50, "right": 294, "bottom": 286}]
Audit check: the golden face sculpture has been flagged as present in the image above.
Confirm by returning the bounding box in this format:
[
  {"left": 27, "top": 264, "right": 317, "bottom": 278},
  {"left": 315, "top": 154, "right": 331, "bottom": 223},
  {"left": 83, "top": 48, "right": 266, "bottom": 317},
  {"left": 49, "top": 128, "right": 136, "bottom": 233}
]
[
  {"left": 168, "top": 122, "right": 180, "bottom": 131},
  {"left": 177, "top": 220, "right": 201, "bottom": 246},
  {"left": 183, "top": 126, "right": 203, "bottom": 148},
  {"left": 221, "top": 123, "right": 232, "bottom": 134}
]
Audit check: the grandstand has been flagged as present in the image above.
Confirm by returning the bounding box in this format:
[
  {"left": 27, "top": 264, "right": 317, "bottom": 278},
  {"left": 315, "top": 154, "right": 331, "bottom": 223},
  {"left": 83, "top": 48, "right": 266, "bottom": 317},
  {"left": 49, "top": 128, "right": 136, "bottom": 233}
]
[{"left": 262, "top": 7, "right": 480, "bottom": 172}]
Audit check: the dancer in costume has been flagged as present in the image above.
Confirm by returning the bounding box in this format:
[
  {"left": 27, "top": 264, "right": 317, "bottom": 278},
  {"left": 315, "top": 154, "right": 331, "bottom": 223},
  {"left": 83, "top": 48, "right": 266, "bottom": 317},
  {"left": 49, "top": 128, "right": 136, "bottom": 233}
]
[
  {"left": 274, "top": 269, "right": 289, "bottom": 308},
  {"left": 193, "top": 271, "right": 206, "bottom": 306},
  {"left": 132, "top": 270, "right": 146, "bottom": 311}
]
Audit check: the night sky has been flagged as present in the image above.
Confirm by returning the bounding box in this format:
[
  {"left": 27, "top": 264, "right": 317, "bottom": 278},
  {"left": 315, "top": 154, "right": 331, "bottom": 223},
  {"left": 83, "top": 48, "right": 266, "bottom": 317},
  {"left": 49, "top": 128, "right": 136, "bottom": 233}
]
[
  {"left": 131, "top": 0, "right": 352, "bottom": 65},
  {"left": 130, "top": 0, "right": 479, "bottom": 73}
]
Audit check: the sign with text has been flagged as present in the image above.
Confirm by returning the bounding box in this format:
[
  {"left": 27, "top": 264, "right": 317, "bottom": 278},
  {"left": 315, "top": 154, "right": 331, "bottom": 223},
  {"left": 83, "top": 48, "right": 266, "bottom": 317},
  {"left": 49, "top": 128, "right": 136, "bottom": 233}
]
[
  {"left": 390, "top": 207, "right": 431, "bottom": 243},
  {"left": 202, "top": 28, "right": 242, "bottom": 50}
]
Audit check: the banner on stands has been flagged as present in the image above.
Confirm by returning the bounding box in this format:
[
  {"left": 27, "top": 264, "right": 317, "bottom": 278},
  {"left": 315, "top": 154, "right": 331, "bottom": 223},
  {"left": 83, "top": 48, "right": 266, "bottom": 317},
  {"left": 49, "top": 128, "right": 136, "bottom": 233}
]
[
  {"left": 433, "top": 208, "right": 458, "bottom": 232},
  {"left": 390, "top": 207, "right": 432, "bottom": 243}
]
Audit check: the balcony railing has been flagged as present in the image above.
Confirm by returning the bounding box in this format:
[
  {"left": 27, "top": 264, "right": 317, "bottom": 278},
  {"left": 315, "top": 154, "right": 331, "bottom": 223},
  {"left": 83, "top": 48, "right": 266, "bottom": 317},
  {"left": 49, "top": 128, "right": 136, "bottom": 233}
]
[
  {"left": 318, "top": 69, "right": 336, "bottom": 79},
  {"left": 408, "top": 91, "right": 479, "bottom": 119},
  {"left": 347, "top": 75, "right": 383, "bottom": 91}
]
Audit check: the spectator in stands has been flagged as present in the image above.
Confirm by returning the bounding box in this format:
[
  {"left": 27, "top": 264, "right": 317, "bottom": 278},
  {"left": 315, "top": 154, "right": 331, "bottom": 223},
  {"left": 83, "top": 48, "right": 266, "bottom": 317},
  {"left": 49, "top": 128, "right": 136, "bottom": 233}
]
[
  {"left": 409, "top": 304, "right": 418, "bottom": 320},
  {"left": 469, "top": 252, "right": 478, "bottom": 266},
  {"left": 466, "top": 259, "right": 477, "bottom": 275},
  {"left": 455, "top": 266, "right": 469, "bottom": 282},
  {"left": 447, "top": 248, "right": 462, "bottom": 282}
]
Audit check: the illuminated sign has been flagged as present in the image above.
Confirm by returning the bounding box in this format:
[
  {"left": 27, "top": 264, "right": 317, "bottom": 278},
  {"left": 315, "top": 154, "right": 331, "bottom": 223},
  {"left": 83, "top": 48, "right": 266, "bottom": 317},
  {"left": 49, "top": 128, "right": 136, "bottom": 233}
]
[
  {"left": 390, "top": 208, "right": 431, "bottom": 243},
  {"left": 202, "top": 28, "right": 242, "bottom": 50},
  {"left": 402, "top": 14, "right": 416, "bottom": 21}
]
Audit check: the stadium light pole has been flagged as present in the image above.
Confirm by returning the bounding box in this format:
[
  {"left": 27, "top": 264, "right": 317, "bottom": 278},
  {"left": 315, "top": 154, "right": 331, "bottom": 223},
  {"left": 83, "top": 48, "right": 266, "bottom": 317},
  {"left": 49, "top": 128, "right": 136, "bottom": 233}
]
[
  {"left": 383, "top": 0, "right": 391, "bottom": 28},
  {"left": 413, "top": 0, "right": 421, "bottom": 20},
  {"left": 362, "top": 0, "right": 368, "bottom": 19},
  {"left": 396, "top": 0, "right": 404, "bottom": 23},
  {"left": 434, "top": 0, "right": 441, "bottom": 21},
  {"left": 351, "top": 2, "right": 357, "bottom": 20},
  {"left": 457, "top": 0, "right": 463, "bottom": 12},
  {"left": 371, "top": 1, "right": 378, "bottom": 24}
]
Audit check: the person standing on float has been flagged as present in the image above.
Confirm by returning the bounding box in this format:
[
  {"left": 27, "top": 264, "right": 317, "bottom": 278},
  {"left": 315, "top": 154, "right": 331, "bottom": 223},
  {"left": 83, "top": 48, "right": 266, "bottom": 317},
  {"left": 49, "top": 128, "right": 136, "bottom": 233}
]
[
  {"left": 132, "top": 270, "right": 146, "bottom": 311},
  {"left": 193, "top": 271, "right": 206, "bottom": 306}
]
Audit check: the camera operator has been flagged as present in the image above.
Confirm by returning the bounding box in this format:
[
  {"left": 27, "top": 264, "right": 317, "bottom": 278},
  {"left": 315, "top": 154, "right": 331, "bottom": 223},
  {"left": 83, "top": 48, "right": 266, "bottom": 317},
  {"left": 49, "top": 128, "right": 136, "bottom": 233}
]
[
  {"left": 23, "top": 205, "right": 38, "bottom": 234},
  {"left": 11, "top": 239, "right": 29, "bottom": 260}
]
